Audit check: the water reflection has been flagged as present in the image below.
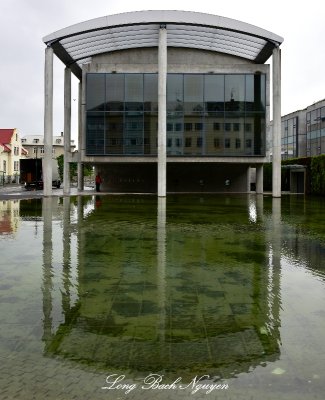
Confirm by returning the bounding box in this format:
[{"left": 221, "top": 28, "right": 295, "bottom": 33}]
[
  {"left": 1, "top": 194, "right": 325, "bottom": 394},
  {"left": 37, "top": 195, "right": 284, "bottom": 380},
  {"left": 0, "top": 199, "right": 20, "bottom": 234}
]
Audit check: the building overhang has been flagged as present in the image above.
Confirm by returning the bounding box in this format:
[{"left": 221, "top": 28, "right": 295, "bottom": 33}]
[{"left": 43, "top": 10, "right": 283, "bottom": 80}]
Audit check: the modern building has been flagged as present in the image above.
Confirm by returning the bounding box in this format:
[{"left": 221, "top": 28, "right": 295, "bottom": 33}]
[
  {"left": 21, "top": 133, "right": 76, "bottom": 159},
  {"left": 0, "top": 128, "right": 26, "bottom": 183},
  {"left": 281, "top": 99, "right": 325, "bottom": 159},
  {"left": 42, "top": 10, "right": 283, "bottom": 196}
]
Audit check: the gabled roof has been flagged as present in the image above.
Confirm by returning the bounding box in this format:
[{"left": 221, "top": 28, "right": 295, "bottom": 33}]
[
  {"left": 43, "top": 10, "right": 283, "bottom": 80},
  {"left": 0, "top": 129, "right": 15, "bottom": 146}
]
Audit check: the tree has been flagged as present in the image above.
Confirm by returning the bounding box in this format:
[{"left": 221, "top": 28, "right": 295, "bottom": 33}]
[{"left": 56, "top": 155, "right": 93, "bottom": 181}]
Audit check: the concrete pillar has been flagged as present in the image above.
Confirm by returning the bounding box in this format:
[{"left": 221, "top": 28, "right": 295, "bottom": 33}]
[
  {"left": 256, "top": 164, "right": 264, "bottom": 194},
  {"left": 272, "top": 47, "right": 282, "bottom": 198},
  {"left": 63, "top": 67, "right": 71, "bottom": 195},
  {"left": 77, "top": 163, "right": 84, "bottom": 191},
  {"left": 247, "top": 166, "right": 251, "bottom": 192},
  {"left": 157, "top": 25, "right": 167, "bottom": 197},
  {"left": 78, "top": 80, "right": 84, "bottom": 191},
  {"left": 43, "top": 47, "right": 53, "bottom": 196}
]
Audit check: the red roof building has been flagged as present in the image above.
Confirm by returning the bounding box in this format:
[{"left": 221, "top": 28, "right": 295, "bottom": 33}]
[{"left": 0, "top": 128, "right": 25, "bottom": 182}]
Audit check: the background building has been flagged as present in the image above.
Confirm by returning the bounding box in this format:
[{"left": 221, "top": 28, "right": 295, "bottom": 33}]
[
  {"left": 43, "top": 10, "right": 283, "bottom": 196},
  {"left": 281, "top": 99, "right": 325, "bottom": 160},
  {"left": 21, "top": 133, "right": 76, "bottom": 159},
  {"left": 0, "top": 128, "right": 26, "bottom": 184}
]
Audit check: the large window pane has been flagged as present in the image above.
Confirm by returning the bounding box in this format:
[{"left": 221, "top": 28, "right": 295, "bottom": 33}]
[
  {"left": 204, "top": 75, "right": 224, "bottom": 113},
  {"left": 144, "top": 112, "right": 158, "bottom": 154},
  {"left": 167, "top": 114, "right": 183, "bottom": 155},
  {"left": 245, "top": 112, "right": 265, "bottom": 155},
  {"left": 246, "top": 74, "right": 266, "bottom": 112},
  {"left": 184, "top": 74, "right": 204, "bottom": 114},
  {"left": 225, "top": 75, "right": 245, "bottom": 111},
  {"left": 105, "top": 113, "right": 124, "bottom": 154},
  {"left": 106, "top": 74, "right": 124, "bottom": 112},
  {"left": 205, "top": 112, "right": 224, "bottom": 155},
  {"left": 86, "top": 74, "right": 105, "bottom": 111},
  {"left": 144, "top": 74, "right": 158, "bottom": 111},
  {"left": 125, "top": 74, "right": 143, "bottom": 111},
  {"left": 124, "top": 112, "right": 143, "bottom": 154},
  {"left": 167, "top": 74, "right": 183, "bottom": 112},
  {"left": 86, "top": 112, "right": 105, "bottom": 154}
]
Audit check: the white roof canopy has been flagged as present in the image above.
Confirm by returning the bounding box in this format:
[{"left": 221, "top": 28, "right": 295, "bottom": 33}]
[{"left": 43, "top": 10, "right": 283, "bottom": 79}]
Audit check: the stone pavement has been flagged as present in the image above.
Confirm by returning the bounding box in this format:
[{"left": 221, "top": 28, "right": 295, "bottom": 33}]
[{"left": 0, "top": 183, "right": 94, "bottom": 200}]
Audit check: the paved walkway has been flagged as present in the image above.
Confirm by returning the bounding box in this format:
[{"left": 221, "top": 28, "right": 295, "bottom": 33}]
[{"left": 0, "top": 183, "right": 95, "bottom": 200}]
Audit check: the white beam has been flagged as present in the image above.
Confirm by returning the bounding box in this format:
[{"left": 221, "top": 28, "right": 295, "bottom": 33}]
[
  {"left": 158, "top": 26, "right": 167, "bottom": 197},
  {"left": 43, "top": 47, "right": 53, "bottom": 196},
  {"left": 272, "top": 47, "right": 281, "bottom": 198},
  {"left": 63, "top": 67, "right": 71, "bottom": 195}
]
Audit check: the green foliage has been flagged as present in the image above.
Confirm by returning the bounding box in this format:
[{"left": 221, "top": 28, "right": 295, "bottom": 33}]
[
  {"left": 56, "top": 155, "right": 93, "bottom": 181},
  {"left": 57, "top": 154, "right": 64, "bottom": 180},
  {"left": 311, "top": 154, "right": 325, "bottom": 195},
  {"left": 263, "top": 156, "right": 324, "bottom": 195},
  {"left": 84, "top": 164, "right": 93, "bottom": 177}
]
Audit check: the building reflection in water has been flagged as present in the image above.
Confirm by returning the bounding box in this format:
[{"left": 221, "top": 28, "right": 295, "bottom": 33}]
[
  {"left": 38, "top": 194, "right": 286, "bottom": 380},
  {"left": 0, "top": 199, "right": 20, "bottom": 235}
]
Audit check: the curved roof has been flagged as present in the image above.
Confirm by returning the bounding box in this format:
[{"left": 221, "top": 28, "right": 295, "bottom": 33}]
[{"left": 43, "top": 10, "right": 283, "bottom": 79}]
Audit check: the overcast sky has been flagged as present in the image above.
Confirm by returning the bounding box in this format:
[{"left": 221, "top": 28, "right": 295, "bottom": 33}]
[{"left": 1, "top": 0, "right": 325, "bottom": 142}]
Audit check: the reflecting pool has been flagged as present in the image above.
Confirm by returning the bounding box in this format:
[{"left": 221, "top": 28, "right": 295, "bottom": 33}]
[{"left": 0, "top": 194, "right": 324, "bottom": 400}]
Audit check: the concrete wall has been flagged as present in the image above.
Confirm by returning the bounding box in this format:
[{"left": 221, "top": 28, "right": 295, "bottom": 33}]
[
  {"left": 89, "top": 47, "right": 254, "bottom": 73},
  {"left": 96, "top": 163, "right": 157, "bottom": 193},
  {"left": 95, "top": 162, "right": 249, "bottom": 193},
  {"left": 167, "top": 163, "right": 249, "bottom": 192}
]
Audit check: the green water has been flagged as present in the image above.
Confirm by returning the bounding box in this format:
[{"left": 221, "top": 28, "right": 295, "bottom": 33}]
[{"left": 0, "top": 194, "right": 324, "bottom": 400}]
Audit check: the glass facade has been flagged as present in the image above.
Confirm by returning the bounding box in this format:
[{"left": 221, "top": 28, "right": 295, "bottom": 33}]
[
  {"left": 281, "top": 116, "right": 298, "bottom": 159},
  {"left": 306, "top": 106, "right": 325, "bottom": 156},
  {"left": 86, "top": 73, "right": 266, "bottom": 156}
]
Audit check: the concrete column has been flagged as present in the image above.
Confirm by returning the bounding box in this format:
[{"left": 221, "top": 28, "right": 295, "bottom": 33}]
[
  {"left": 272, "top": 47, "right": 282, "bottom": 197},
  {"left": 77, "top": 163, "right": 84, "bottom": 191},
  {"left": 43, "top": 47, "right": 53, "bottom": 196},
  {"left": 256, "top": 164, "right": 264, "bottom": 194},
  {"left": 247, "top": 166, "right": 251, "bottom": 192},
  {"left": 158, "top": 25, "right": 167, "bottom": 197},
  {"left": 63, "top": 67, "right": 71, "bottom": 195},
  {"left": 78, "top": 80, "right": 84, "bottom": 191}
]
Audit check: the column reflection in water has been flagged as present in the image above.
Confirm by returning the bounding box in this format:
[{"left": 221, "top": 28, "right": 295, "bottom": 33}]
[
  {"left": 256, "top": 193, "right": 264, "bottom": 223},
  {"left": 42, "top": 197, "right": 53, "bottom": 344},
  {"left": 266, "top": 198, "right": 282, "bottom": 344},
  {"left": 157, "top": 197, "right": 166, "bottom": 341},
  {"left": 62, "top": 197, "right": 72, "bottom": 319},
  {"left": 248, "top": 194, "right": 257, "bottom": 223},
  {"left": 248, "top": 194, "right": 264, "bottom": 224},
  {"left": 41, "top": 195, "right": 284, "bottom": 379},
  {"left": 244, "top": 194, "right": 282, "bottom": 360}
]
